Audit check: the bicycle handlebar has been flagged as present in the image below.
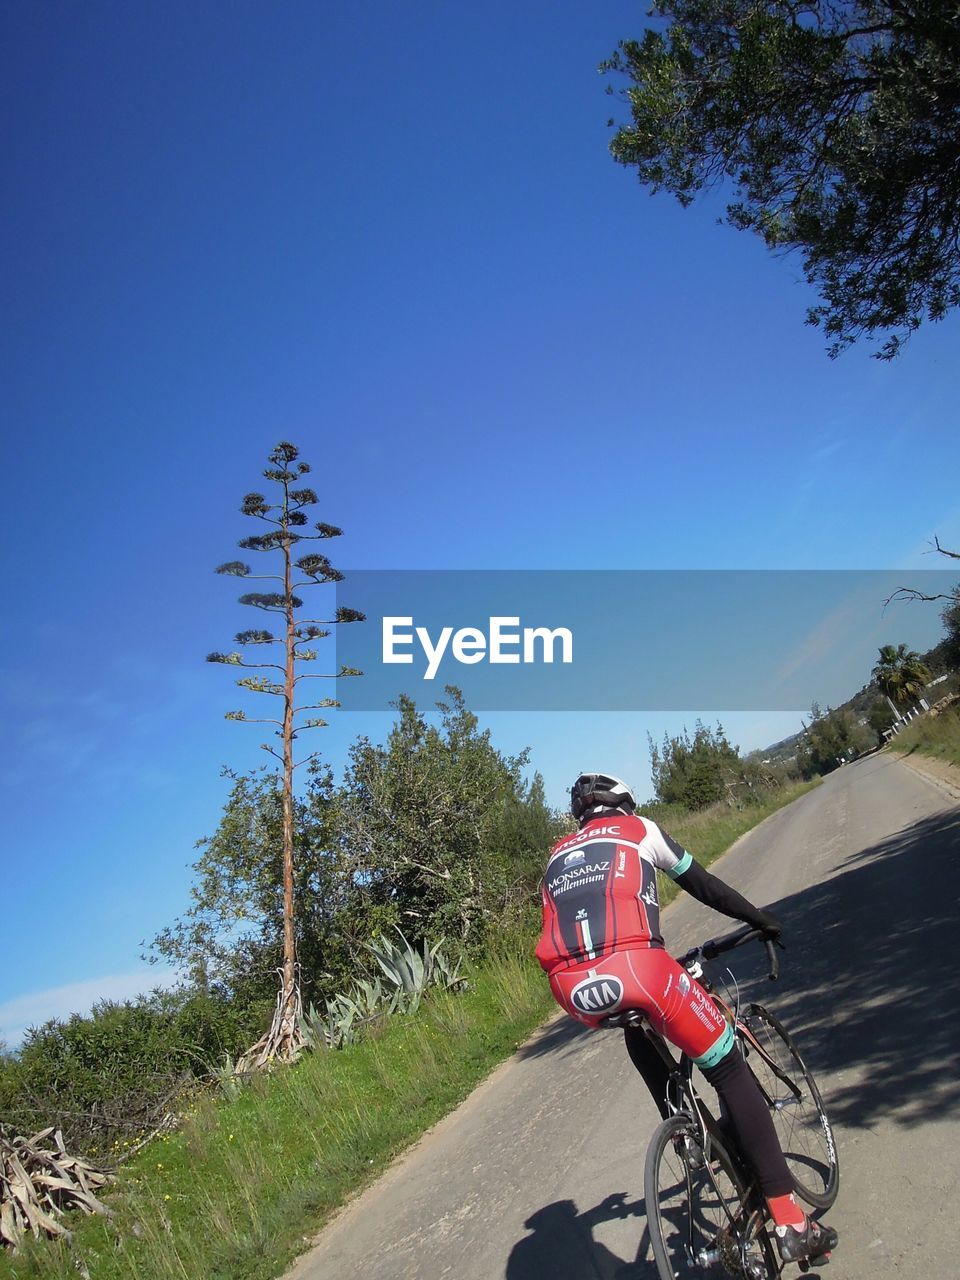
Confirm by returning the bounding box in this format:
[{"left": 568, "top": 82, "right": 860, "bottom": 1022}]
[{"left": 677, "top": 923, "right": 781, "bottom": 982}]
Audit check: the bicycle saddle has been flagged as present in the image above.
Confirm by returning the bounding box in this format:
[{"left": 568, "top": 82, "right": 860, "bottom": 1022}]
[{"left": 600, "top": 1008, "right": 648, "bottom": 1029}]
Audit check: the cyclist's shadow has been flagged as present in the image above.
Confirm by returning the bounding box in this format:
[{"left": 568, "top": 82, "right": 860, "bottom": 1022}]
[{"left": 505, "top": 1191, "right": 659, "bottom": 1279}]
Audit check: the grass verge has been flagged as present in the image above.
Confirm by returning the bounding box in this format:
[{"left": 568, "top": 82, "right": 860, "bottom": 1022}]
[
  {"left": 886, "top": 703, "right": 960, "bottom": 768},
  {"left": 1, "top": 939, "right": 553, "bottom": 1280},
  {"left": 1, "top": 777, "right": 820, "bottom": 1280}
]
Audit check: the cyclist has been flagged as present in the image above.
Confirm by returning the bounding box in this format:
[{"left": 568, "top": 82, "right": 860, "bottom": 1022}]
[{"left": 536, "top": 772, "right": 838, "bottom": 1266}]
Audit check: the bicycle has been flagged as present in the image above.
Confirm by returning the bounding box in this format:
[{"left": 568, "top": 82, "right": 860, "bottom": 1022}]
[{"left": 603, "top": 925, "right": 839, "bottom": 1279}]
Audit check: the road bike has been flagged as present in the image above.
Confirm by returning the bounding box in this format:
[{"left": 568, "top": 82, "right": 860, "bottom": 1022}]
[{"left": 603, "top": 926, "right": 839, "bottom": 1279}]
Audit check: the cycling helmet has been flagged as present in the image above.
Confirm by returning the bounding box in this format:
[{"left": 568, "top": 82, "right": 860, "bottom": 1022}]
[{"left": 570, "top": 772, "right": 637, "bottom": 824}]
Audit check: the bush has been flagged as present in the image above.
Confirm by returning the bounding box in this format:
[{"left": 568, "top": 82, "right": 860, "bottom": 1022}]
[
  {"left": 798, "top": 703, "right": 873, "bottom": 776},
  {"left": 0, "top": 987, "right": 270, "bottom": 1157},
  {"left": 647, "top": 722, "right": 785, "bottom": 810}
]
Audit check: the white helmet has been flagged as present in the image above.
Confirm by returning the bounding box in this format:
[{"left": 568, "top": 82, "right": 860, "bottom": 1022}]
[{"left": 570, "top": 773, "right": 637, "bottom": 824}]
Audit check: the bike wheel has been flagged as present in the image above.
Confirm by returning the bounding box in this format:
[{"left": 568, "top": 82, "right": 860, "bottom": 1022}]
[
  {"left": 740, "top": 1003, "right": 839, "bottom": 1210},
  {"left": 644, "top": 1114, "right": 779, "bottom": 1280}
]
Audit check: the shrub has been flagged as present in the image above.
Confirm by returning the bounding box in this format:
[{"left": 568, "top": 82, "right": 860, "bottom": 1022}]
[{"left": 0, "top": 988, "right": 270, "bottom": 1157}]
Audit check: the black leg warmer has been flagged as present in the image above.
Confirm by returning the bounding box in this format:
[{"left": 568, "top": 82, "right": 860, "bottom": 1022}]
[{"left": 700, "top": 1045, "right": 794, "bottom": 1199}]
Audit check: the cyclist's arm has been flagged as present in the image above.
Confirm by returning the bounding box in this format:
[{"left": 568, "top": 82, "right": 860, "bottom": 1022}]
[
  {"left": 643, "top": 818, "right": 780, "bottom": 933},
  {"left": 675, "top": 859, "right": 779, "bottom": 933}
]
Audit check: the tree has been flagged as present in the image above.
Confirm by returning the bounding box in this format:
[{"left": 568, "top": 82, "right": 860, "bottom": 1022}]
[
  {"left": 886, "top": 539, "right": 960, "bottom": 671},
  {"left": 799, "top": 702, "right": 871, "bottom": 775},
  {"left": 149, "top": 763, "right": 358, "bottom": 1010},
  {"left": 872, "top": 642, "right": 931, "bottom": 707},
  {"left": 648, "top": 721, "right": 742, "bottom": 809},
  {"left": 602, "top": 2, "right": 960, "bottom": 357},
  {"left": 338, "top": 688, "right": 563, "bottom": 944},
  {"left": 206, "top": 441, "right": 364, "bottom": 1067},
  {"left": 943, "top": 592, "right": 960, "bottom": 671}
]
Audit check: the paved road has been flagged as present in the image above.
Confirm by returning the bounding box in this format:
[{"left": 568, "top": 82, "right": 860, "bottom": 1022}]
[{"left": 287, "top": 754, "right": 960, "bottom": 1280}]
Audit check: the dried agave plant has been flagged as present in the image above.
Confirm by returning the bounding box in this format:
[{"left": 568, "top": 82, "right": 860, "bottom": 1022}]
[
  {"left": 235, "top": 970, "right": 305, "bottom": 1073},
  {"left": 0, "top": 1126, "right": 111, "bottom": 1250}
]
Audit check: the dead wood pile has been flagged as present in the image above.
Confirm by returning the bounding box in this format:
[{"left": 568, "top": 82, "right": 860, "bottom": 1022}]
[{"left": 0, "top": 1126, "right": 111, "bottom": 1249}]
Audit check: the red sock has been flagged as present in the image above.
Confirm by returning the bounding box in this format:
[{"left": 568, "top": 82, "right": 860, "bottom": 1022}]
[{"left": 767, "top": 1193, "right": 806, "bottom": 1231}]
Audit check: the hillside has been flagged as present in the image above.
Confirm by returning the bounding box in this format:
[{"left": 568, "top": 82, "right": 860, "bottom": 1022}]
[{"left": 757, "top": 638, "right": 960, "bottom": 766}]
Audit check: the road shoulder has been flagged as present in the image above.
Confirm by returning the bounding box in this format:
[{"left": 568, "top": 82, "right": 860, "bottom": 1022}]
[{"left": 888, "top": 749, "right": 960, "bottom": 802}]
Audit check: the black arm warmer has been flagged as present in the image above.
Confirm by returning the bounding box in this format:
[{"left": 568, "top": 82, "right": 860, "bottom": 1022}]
[{"left": 675, "top": 858, "right": 772, "bottom": 931}]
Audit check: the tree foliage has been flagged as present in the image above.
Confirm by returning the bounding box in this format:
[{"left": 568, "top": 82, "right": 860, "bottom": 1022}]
[
  {"left": 603, "top": 2, "right": 960, "bottom": 357},
  {"left": 646, "top": 720, "right": 785, "bottom": 809},
  {"left": 649, "top": 721, "right": 739, "bottom": 808},
  {"left": 799, "top": 701, "right": 872, "bottom": 774},
  {"left": 338, "top": 688, "right": 563, "bottom": 944},
  {"left": 0, "top": 989, "right": 267, "bottom": 1154},
  {"left": 872, "top": 642, "right": 931, "bottom": 704},
  {"left": 150, "top": 689, "right": 564, "bottom": 1015},
  {"left": 942, "top": 590, "right": 960, "bottom": 671},
  {"left": 149, "top": 765, "right": 356, "bottom": 1006}
]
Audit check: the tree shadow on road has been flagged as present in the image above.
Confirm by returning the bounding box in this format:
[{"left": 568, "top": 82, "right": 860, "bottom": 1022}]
[
  {"left": 505, "top": 1192, "right": 656, "bottom": 1280},
  {"left": 716, "top": 803, "right": 960, "bottom": 1131}
]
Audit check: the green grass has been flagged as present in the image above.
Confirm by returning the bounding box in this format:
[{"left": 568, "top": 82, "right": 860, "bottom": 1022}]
[
  {"left": 1, "top": 940, "right": 554, "bottom": 1280},
  {"left": 887, "top": 703, "right": 960, "bottom": 768},
  {"left": 1, "top": 778, "right": 820, "bottom": 1280}
]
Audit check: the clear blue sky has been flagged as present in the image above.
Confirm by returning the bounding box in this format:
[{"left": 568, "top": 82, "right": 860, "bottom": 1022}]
[{"left": 3, "top": 1, "right": 959, "bottom": 1046}]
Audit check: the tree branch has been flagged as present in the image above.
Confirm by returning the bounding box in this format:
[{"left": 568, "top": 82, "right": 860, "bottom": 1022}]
[{"left": 884, "top": 587, "right": 956, "bottom": 607}]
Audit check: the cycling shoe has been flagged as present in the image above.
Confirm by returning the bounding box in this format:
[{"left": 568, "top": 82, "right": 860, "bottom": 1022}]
[{"left": 775, "top": 1216, "right": 838, "bottom": 1264}]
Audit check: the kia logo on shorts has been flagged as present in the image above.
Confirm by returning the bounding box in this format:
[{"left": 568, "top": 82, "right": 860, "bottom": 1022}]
[{"left": 570, "top": 974, "right": 624, "bottom": 1015}]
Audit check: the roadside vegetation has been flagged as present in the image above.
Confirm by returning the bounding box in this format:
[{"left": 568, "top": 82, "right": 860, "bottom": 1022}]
[
  {"left": 760, "top": 562, "right": 960, "bottom": 776},
  {"left": 0, "top": 944, "right": 554, "bottom": 1280},
  {"left": 887, "top": 703, "right": 960, "bottom": 770}
]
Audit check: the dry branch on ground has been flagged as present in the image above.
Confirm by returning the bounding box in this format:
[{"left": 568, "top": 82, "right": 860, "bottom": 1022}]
[{"left": 0, "top": 1126, "right": 111, "bottom": 1249}]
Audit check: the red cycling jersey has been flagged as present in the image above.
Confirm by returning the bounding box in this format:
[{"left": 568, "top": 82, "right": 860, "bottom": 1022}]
[
  {"left": 535, "top": 813, "right": 693, "bottom": 974},
  {"left": 535, "top": 814, "right": 731, "bottom": 1058}
]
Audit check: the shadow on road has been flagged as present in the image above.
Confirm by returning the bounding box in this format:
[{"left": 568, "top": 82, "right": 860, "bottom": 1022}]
[
  {"left": 505, "top": 1192, "right": 655, "bottom": 1280},
  {"left": 709, "top": 803, "right": 960, "bottom": 1130},
  {"left": 515, "top": 1014, "right": 590, "bottom": 1061}
]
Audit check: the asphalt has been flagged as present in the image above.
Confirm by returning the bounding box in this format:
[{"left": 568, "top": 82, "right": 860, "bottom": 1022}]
[{"left": 285, "top": 754, "right": 960, "bottom": 1280}]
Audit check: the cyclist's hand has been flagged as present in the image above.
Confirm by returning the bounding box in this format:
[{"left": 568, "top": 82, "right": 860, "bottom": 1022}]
[
  {"left": 754, "top": 909, "right": 784, "bottom": 945},
  {"left": 597, "top": 1191, "right": 630, "bottom": 1219}
]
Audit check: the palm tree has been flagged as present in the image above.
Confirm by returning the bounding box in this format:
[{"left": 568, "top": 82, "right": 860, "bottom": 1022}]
[{"left": 872, "top": 643, "right": 931, "bottom": 707}]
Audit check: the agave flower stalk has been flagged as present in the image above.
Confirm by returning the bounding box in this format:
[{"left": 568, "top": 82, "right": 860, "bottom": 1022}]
[{"left": 207, "top": 441, "right": 364, "bottom": 1069}]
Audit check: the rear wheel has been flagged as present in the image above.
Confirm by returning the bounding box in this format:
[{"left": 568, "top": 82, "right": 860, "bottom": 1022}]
[
  {"left": 644, "top": 1114, "right": 778, "bottom": 1279},
  {"left": 740, "top": 1004, "right": 839, "bottom": 1210}
]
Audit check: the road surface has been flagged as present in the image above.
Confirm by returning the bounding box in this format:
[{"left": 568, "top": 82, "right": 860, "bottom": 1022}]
[{"left": 287, "top": 753, "right": 960, "bottom": 1279}]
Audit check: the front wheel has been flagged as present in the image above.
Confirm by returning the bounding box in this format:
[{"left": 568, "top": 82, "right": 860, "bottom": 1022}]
[
  {"left": 740, "top": 1004, "right": 839, "bottom": 1210},
  {"left": 644, "top": 1114, "right": 778, "bottom": 1279}
]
